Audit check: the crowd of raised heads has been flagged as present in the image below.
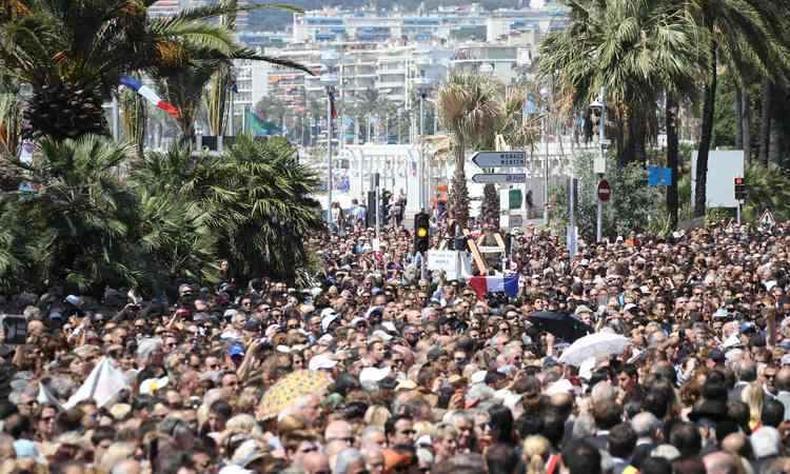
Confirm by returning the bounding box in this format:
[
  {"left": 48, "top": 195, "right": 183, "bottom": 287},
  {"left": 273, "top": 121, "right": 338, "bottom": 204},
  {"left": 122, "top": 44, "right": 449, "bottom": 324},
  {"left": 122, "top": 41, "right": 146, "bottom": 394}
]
[{"left": 0, "top": 219, "right": 788, "bottom": 474}]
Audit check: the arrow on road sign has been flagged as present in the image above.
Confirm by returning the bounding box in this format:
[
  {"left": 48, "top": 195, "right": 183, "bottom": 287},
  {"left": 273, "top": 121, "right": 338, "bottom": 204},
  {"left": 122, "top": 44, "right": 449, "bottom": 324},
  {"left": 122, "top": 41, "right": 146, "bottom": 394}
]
[
  {"left": 471, "top": 151, "right": 526, "bottom": 168},
  {"left": 760, "top": 209, "right": 776, "bottom": 228},
  {"left": 471, "top": 173, "right": 526, "bottom": 184}
]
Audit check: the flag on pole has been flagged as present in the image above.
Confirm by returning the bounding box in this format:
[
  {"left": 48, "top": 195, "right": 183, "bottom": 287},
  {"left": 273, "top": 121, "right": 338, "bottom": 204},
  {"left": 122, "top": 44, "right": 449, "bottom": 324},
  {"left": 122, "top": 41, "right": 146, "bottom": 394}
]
[
  {"left": 120, "top": 76, "right": 180, "bottom": 119},
  {"left": 467, "top": 275, "right": 519, "bottom": 299}
]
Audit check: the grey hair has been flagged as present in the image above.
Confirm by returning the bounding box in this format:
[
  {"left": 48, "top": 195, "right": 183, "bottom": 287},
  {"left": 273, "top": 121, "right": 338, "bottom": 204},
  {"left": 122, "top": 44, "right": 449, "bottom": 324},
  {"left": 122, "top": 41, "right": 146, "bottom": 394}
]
[
  {"left": 136, "top": 338, "right": 163, "bottom": 360},
  {"left": 631, "top": 412, "right": 661, "bottom": 439},
  {"left": 335, "top": 448, "right": 364, "bottom": 474},
  {"left": 571, "top": 413, "right": 596, "bottom": 439}
]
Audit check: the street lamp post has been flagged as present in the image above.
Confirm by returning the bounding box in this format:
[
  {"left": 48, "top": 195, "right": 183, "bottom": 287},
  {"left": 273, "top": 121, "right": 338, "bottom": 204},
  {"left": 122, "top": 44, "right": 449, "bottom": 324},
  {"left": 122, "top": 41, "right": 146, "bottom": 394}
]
[
  {"left": 320, "top": 50, "right": 340, "bottom": 226},
  {"left": 415, "top": 78, "right": 433, "bottom": 213},
  {"left": 590, "top": 86, "right": 607, "bottom": 243},
  {"left": 326, "top": 85, "right": 336, "bottom": 225}
]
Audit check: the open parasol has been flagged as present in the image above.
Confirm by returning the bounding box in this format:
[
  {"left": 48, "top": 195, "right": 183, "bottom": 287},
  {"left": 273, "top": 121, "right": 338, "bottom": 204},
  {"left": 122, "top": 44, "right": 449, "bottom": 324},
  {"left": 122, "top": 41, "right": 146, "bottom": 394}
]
[
  {"left": 558, "top": 331, "right": 630, "bottom": 366},
  {"left": 257, "top": 370, "right": 332, "bottom": 420},
  {"left": 527, "top": 311, "right": 593, "bottom": 342}
]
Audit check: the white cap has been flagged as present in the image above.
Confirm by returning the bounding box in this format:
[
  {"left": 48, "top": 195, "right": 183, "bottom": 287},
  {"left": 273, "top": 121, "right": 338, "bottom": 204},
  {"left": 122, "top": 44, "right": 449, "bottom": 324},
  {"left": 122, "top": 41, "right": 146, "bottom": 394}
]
[
  {"left": 321, "top": 309, "right": 339, "bottom": 333},
  {"left": 381, "top": 321, "right": 398, "bottom": 333},
  {"left": 359, "top": 367, "right": 391, "bottom": 389},
  {"left": 470, "top": 370, "right": 487, "bottom": 385},
  {"left": 139, "top": 376, "right": 169, "bottom": 396},
  {"left": 371, "top": 329, "right": 393, "bottom": 341},
  {"left": 308, "top": 354, "right": 338, "bottom": 371},
  {"left": 65, "top": 295, "right": 81, "bottom": 306},
  {"left": 545, "top": 379, "right": 574, "bottom": 395}
]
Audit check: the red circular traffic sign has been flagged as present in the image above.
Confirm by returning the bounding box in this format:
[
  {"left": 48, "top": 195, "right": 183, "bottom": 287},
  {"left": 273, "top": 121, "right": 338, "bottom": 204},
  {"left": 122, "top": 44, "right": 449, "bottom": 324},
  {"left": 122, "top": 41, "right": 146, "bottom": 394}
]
[{"left": 597, "top": 179, "right": 611, "bottom": 202}]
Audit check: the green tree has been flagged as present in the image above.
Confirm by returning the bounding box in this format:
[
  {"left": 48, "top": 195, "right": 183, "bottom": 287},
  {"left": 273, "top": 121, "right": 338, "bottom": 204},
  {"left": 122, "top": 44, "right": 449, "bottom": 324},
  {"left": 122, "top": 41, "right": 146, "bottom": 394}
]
[
  {"left": 10, "top": 136, "right": 142, "bottom": 293},
  {"left": 437, "top": 74, "right": 501, "bottom": 228},
  {"left": 685, "top": 0, "right": 787, "bottom": 216},
  {"left": 120, "top": 87, "right": 148, "bottom": 157},
  {"left": 0, "top": 0, "right": 254, "bottom": 140},
  {"left": 540, "top": 0, "right": 701, "bottom": 228},
  {"left": 212, "top": 136, "right": 322, "bottom": 279}
]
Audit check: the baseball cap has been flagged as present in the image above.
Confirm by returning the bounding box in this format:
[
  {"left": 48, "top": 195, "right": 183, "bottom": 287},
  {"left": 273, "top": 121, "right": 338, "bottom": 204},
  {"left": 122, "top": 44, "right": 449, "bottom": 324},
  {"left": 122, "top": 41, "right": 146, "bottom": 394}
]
[
  {"left": 228, "top": 342, "right": 245, "bottom": 358},
  {"left": 308, "top": 354, "right": 338, "bottom": 371},
  {"left": 321, "top": 309, "right": 339, "bottom": 332}
]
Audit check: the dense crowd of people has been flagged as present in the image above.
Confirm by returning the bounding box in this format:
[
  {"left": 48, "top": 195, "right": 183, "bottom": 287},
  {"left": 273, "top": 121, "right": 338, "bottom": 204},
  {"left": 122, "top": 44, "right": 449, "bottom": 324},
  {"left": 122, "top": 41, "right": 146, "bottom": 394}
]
[{"left": 0, "top": 218, "right": 788, "bottom": 474}]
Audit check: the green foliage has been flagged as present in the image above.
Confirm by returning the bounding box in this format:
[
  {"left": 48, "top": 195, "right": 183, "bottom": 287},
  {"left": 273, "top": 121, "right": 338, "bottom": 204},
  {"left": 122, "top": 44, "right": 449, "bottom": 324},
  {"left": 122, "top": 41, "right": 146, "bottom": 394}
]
[
  {"left": 550, "top": 153, "right": 663, "bottom": 240},
  {"left": 202, "top": 136, "right": 323, "bottom": 280},
  {"left": 0, "top": 136, "right": 143, "bottom": 293},
  {"left": 0, "top": 134, "right": 322, "bottom": 295},
  {"left": 743, "top": 162, "right": 790, "bottom": 221}
]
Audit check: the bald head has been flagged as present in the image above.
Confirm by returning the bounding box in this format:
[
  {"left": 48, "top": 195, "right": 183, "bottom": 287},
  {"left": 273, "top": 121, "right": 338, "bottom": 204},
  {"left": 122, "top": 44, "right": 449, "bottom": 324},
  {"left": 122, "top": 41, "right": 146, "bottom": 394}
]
[
  {"left": 703, "top": 451, "right": 738, "bottom": 474},
  {"left": 302, "top": 451, "right": 330, "bottom": 474},
  {"left": 325, "top": 419, "right": 354, "bottom": 460},
  {"left": 110, "top": 460, "right": 142, "bottom": 474},
  {"left": 721, "top": 433, "right": 747, "bottom": 457}
]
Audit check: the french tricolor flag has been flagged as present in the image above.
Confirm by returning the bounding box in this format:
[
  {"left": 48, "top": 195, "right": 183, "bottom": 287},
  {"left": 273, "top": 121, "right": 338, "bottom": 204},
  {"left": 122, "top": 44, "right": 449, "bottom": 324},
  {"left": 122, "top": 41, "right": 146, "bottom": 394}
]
[
  {"left": 120, "top": 76, "right": 180, "bottom": 119},
  {"left": 468, "top": 275, "right": 520, "bottom": 299}
]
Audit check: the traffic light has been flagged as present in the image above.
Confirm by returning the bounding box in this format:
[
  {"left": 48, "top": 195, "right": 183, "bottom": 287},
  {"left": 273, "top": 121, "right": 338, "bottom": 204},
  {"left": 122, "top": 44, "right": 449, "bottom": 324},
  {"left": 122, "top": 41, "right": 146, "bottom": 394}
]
[
  {"left": 414, "top": 212, "right": 430, "bottom": 253},
  {"left": 366, "top": 191, "right": 377, "bottom": 227},
  {"left": 381, "top": 190, "right": 391, "bottom": 224},
  {"left": 734, "top": 177, "right": 747, "bottom": 201}
]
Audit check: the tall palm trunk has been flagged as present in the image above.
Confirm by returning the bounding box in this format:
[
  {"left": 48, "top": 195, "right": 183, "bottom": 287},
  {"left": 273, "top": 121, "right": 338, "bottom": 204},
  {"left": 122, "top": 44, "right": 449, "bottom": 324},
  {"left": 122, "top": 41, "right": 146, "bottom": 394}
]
[
  {"left": 734, "top": 86, "right": 743, "bottom": 149},
  {"left": 666, "top": 92, "right": 679, "bottom": 229},
  {"left": 694, "top": 33, "right": 717, "bottom": 217},
  {"left": 742, "top": 89, "right": 752, "bottom": 163},
  {"left": 449, "top": 135, "right": 469, "bottom": 228},
  {"left": 769, "top": 107, "right": 781, "bottom": 165},
  {"left": 206, "top": 65, "right": 231, "bottom": 137},
  {"left": 759, "top": 79, "right": 772, "bottom": 164},
  {"left": 120, "top": 89, "right": 147, "bottom": 157}
]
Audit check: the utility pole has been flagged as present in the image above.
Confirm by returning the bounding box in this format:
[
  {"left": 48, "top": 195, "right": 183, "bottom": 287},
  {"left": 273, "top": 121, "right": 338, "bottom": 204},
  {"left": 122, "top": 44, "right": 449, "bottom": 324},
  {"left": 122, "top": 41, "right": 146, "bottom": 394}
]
[
  {"left": 419, "top": 91, "right": 426, "bottom": 211},
  {"left": 595, "top": 86, "right": 607, "bottom": 243},
  {"left": 542, "top": 114, "right": 549, "bottom": 225},
  {"left": 326, "top": 86, "right": 335, "bottom": 225}
]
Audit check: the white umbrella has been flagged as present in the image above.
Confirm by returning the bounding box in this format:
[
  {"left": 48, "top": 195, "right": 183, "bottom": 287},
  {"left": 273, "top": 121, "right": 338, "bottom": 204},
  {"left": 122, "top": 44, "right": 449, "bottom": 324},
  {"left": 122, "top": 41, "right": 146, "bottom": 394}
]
[{"left": 558, "top": 332, "right": 630, "bottom": 366}]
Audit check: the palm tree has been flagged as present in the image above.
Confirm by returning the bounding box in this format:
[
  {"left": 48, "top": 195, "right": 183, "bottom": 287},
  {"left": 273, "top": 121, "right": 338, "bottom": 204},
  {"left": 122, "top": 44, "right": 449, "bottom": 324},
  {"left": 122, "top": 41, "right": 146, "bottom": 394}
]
[
  {"left": 0, "top": 0, "right": 308, "bottom": 141},
  {"left": 205, "top": 0, "right": 241, "bottom": 138},
  {"left": 13, "top": 135, "right": 142, "bottom": 293},
  {"left": 437, "top": 74, "right": 501, "bottom": 228},
  {"left": 130, "top": 146, "right": 220, "bottom": 290},
  {"left": 213, "top": 136, "right": 322, "bottom": 280},
  {"left": 131, "top": 136, "right": 322, "bottom": 282},
  {"left": 540, "top": 0, "right": 702, "bottom": 228},
  {"left": 683, "top": 0, "right": 787, "bottom": 216},
  {"left": 120, "top": 87, "right": 148, "bottom": 157}
]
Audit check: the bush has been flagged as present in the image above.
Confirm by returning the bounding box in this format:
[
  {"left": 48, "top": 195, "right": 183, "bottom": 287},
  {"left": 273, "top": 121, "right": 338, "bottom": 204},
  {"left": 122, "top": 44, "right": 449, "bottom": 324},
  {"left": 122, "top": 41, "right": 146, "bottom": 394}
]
[{"left": 549, "top": 152, "right": 663, "bottom": 241}]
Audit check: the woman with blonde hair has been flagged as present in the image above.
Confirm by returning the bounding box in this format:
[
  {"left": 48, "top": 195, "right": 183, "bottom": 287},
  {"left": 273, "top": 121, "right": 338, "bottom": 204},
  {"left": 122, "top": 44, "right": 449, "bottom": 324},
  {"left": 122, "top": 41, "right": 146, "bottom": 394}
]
[
  {"left": 742, "top": 381, "right": 764, "bottom": 431},
  {"left": 364, "top": 405, "right": 391, "bottom": 428},
  {"left": 522, "top": 435, "right": 551, "bottom": 474}
]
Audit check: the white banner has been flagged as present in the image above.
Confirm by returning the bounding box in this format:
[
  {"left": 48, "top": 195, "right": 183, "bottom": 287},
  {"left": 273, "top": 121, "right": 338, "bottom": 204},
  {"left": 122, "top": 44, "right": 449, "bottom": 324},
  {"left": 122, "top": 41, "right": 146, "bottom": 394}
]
[{"left": 427, "top": 250, "right": 460, "bottom": 280}]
